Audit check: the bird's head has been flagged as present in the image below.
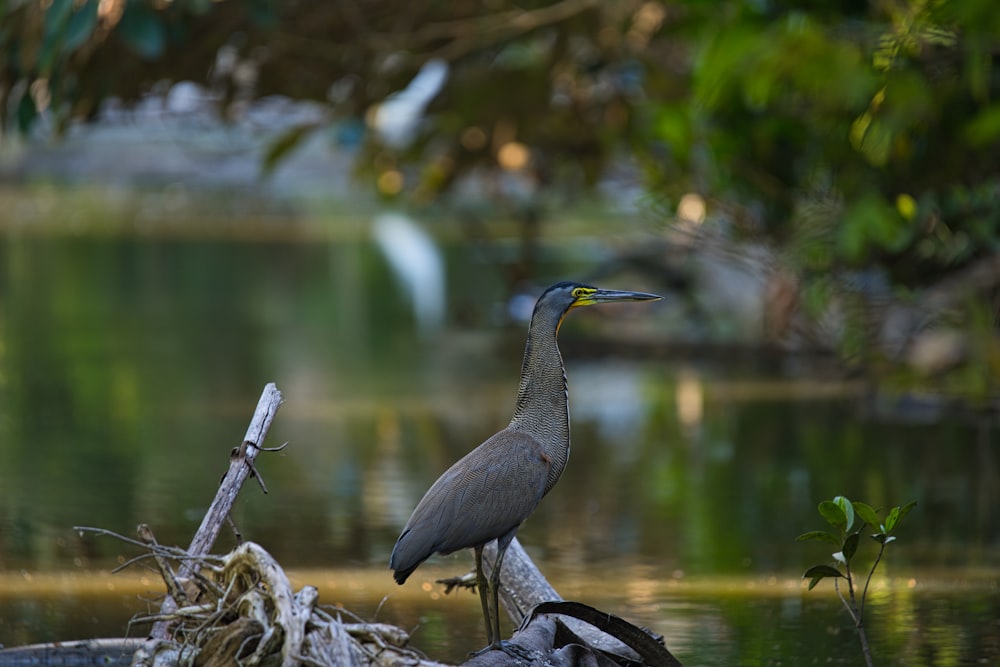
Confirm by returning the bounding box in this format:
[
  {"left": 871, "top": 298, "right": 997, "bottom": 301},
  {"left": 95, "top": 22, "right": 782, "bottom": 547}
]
[{"left": 534, "top": 281, "right": 661, "bottom": 331}]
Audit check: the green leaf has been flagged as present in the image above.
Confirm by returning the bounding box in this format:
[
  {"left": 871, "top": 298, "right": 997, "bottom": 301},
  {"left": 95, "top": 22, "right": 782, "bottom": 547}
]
[
  {"left": 117, "top": 3, "right": 166, "bottom": 60},
  {"left": 850, "top": 110, "right": 892, "bottom": 166},
  {"left": 853, "top": 502, "right": 880, "bottom": 528},
  {"left": 63, "top": 1, "right": 99, "bottom": 53},
  {"left": 885, "top": 506, "right": 899, "bottom": 532},
  {"left": 796, "top": 531, "right": 841, "bottom": 545},
  {"left": 803, "top": 564, "right": 843, "bottom": 582},
  {"left": 262, "top": 123, "right": 319, "bottom": 175},
  {"left": 964, "top": 105, "right": 1000, "bottom": 145},
  {"left": 16, "top": 91, "right": 38, "bottom": 134},
  {"left": 834, "top": 496, "right": 855, "bottom": 531},
  {"left": 839, "top": 195, "right": 903, "bottom": 262},
  {"left": 38, "top": 0, "right": 74, "bottom": 73},
  {"left": 818, "top": 500, "right": 847, "bottom": 530},
  {"left": 802, "top": 565, "right": 844, "bottom": 590},
  {"left": 655, "top": 106, "right": 692, "bottom": 158},
  {"left": 42, "top": 0, "right": 74, "bottom": 41},
  {"left": 894, "top": 500, "right": 917, "bottom": 529},
  {"left": 842, "top": 532, "right": 860, "bottom": 561}
]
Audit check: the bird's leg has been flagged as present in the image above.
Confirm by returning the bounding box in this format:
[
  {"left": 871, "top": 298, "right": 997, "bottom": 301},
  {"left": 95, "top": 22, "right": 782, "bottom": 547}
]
[
  {"left": 473, "top": 546, "right": 494, "bottom": 647},
  {"left": 487, "top": 541, "right": 507, "bottom": 649},
  {"left": 470, "top": 540, "right": 536, "bottom": 661}
]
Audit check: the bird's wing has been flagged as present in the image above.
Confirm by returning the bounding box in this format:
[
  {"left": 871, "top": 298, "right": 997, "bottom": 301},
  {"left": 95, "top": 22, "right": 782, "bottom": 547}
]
[
  {"left": 431, "top": 429, "right": 551, "bottom": 554},
  {"left": 391, "top": 429, "right": 550, "bottom": 578}
]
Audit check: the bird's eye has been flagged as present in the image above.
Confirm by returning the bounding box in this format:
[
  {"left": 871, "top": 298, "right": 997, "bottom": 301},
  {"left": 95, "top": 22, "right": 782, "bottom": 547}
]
[{"left": 572, "top": 287, "right": 593, "bottom": 299}]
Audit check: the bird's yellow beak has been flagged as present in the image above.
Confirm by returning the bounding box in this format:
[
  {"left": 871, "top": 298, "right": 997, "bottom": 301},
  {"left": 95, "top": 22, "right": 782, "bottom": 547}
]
[{"left": 572, "top": 287, "right": 662, "bottom": 307}]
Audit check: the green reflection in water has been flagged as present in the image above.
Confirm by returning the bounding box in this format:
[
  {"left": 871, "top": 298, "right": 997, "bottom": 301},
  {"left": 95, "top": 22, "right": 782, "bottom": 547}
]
[
  {"left": 0, "top": 234, "right": 998, "bottom": 666},
  {"left": 2, "top": 579, "right": 996, "bottom": 666}
]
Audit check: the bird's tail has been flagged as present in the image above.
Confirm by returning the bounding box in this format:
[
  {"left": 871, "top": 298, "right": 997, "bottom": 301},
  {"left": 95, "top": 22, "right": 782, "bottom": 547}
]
[
  {"left": 389, "top": 528, "right": 427, "bottom": 585},
  {"left": 391, "top": 563, "right": 419, "bottom": 585}
]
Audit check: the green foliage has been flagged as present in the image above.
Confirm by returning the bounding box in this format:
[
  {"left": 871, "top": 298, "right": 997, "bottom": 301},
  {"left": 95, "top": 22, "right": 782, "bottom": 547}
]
[
  {"left": 798, "top": 496, "right": 914, "bottom": 588},
  {"left": 3, "top": 0, "right": 997, "bottom": 241},
  {"left": 642, "top": 0, "right": 999, "bottom": 383},
  {"left": 797, "top": 495, "right": 917, "bottom": 666},
  {"left": 262, "top": 123, "right": 322, "bottom": 176},
  {"left": 0, "top": 0, "right": 997, "bottom": 385},
  {"left": 117, "top": 2, "right": 167, "bottom": 60},
  {"left": 650, "top": 0, "right": 999, "bottom": 267}
]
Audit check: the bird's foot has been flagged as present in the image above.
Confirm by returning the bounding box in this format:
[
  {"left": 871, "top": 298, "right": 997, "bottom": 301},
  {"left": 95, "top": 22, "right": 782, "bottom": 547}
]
[
  {"left": 469, "top": 640, "right": 536, "bottom": 662},
  {"left": 436, "top": 571, "right": 478, "bottom": 595}
]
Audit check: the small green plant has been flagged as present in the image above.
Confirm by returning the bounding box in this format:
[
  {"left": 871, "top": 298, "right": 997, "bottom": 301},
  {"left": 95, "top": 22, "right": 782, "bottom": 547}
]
[{"left": 797, "top": 496, "right": 916, "bottom": 667}]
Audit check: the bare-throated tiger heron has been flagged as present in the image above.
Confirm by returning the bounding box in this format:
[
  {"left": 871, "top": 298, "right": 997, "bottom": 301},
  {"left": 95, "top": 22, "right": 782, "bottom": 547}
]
[{"left": 389, "top": 281, "right": 660, "bottom": 657}]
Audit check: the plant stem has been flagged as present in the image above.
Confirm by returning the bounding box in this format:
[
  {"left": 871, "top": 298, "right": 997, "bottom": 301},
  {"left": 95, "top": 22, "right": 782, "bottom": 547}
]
[
  {"left": 855, "top": 619, "right": 874, "bottom": 667},
  {"left": 834, "top": 578, "right": 854, "bottom": 619},
  {"left": 860, "top": 542, "right": 887, "bottom": 621},
  {"left": 837, "top": 563, "right": 874, "bottom": 667}
]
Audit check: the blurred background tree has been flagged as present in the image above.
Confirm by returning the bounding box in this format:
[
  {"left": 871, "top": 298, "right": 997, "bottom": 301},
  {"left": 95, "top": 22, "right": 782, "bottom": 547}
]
[{"left": 2, "top": 0, "right": 998, "bottom": 396}]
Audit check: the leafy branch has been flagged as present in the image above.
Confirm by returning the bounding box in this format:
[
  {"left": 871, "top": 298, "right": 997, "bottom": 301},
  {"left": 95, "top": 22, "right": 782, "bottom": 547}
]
[{"left": 797, "top": 496, "right": 916, "bottom": 667}]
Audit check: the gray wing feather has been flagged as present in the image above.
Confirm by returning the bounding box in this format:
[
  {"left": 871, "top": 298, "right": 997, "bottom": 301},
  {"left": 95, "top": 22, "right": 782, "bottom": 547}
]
[{"left": 390, "top": 429, "right": 550, "bottom": 583}]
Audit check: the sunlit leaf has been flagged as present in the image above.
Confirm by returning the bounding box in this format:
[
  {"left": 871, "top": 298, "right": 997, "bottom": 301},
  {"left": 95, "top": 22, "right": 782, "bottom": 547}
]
[
  {"left": 834, "top": 496, "right": 855, "bottom": 531},
  {"left": 796, "top": 531, "right": 840, "bottom": 545},
  {"left": 818, "top": 500, "right": 847, "bottom": 530},
  {"left": 895, "top": 194, "right": 917, "bottom": 220},
  {"left": 853, "top": 502, "right": 880, "bottom": 528},
  {"left": 885, "top": 506, "right": 900, "bottom": 532},
  {"left": 850, "top": 88, "right": 892, "bottom": 166},
  {"left": 833, "top": 551, "right": 846, "bottom": 565},
  {"left": 655, "top": 106, "right": 692, "bottom": 157}
]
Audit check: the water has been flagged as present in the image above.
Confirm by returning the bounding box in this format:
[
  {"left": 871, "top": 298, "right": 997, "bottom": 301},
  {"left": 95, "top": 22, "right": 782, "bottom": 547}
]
[{"left": 0, "top": 231, "right": 998, "bottom": 665}]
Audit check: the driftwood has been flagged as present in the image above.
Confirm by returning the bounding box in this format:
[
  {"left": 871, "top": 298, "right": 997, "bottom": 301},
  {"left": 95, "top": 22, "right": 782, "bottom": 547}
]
[
  {"left": 463, "top": 540, "right": 683, "bottom": 666},
  {"left": 0, "top": 638, "right": 142, "bottom": 666},
  {"left": 0, "top": 382, "right": 683, "bottom": 667},
  {"left": 127, "top": 538, "right": 444, "bottom": 667},
  {"left": 135, "top": 382, "right": 286, "bottom": 664}
]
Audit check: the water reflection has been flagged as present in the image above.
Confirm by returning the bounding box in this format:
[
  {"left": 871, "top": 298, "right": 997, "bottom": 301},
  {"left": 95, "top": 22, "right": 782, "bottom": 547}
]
[
  {"left": 372, "top": 212, "right": 446, "bottom": 336},
  {"left": 3, "top": 570, "right": 995, "bottom": 666},
  {"left": 0, "top": 235, "right": 998, "bottom": 665}
]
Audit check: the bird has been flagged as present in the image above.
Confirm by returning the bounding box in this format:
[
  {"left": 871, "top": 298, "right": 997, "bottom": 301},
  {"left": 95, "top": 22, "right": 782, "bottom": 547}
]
[{"left": 389, "top": 281, "right": 660, "bottom": 657}]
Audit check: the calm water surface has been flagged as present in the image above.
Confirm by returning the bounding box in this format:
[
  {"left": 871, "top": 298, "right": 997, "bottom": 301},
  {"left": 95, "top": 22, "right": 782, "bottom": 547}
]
[{"left": 0, "top": 233, "right": 997, "bottom": 665}]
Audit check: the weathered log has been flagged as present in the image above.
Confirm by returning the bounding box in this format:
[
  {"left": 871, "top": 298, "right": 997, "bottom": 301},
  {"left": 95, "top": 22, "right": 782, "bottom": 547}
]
[
  {"left": 466, "top": 537, "right": 681, "bottom": 667},
  {"left": 146, "top": 383, "right": 284, "bottom": 643},
  {"left": 488, "top": 538, "right": 628, "bottom": 654},
  {"left": 0, "top": 638, "right": 142, "bottom": 667}
]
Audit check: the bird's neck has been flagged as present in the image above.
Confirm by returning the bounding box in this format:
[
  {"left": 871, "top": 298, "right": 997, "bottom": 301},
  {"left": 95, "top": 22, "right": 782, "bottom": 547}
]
[{"left": 508, "top": 315, "right": 570, "bottom": 495}]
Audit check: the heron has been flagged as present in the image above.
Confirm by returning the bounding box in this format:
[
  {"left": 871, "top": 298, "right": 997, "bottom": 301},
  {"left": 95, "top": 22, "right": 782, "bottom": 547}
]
[{"left": 389, "top": 281, "right": 660, "bottom": 657}]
